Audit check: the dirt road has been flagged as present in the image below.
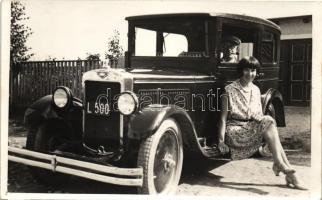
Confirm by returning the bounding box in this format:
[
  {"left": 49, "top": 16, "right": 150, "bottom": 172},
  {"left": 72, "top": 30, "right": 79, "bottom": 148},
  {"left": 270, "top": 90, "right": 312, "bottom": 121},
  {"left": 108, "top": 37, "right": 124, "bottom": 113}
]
[
  {"left": 7, "top": 153, "right": 310, "bottom": 196},
  {"left": 7, "top": 106, "right": 311, "bottom": 197},
  {"left": 178, "top": 154, "right": 310, "bottom": 197}
]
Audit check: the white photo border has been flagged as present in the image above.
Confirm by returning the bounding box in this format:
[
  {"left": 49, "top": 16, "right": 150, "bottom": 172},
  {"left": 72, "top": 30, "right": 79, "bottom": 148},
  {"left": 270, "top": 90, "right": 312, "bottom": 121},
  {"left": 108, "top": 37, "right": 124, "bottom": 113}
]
[{"left": 1, "top": 1, "right": 321, "bottom": 200}]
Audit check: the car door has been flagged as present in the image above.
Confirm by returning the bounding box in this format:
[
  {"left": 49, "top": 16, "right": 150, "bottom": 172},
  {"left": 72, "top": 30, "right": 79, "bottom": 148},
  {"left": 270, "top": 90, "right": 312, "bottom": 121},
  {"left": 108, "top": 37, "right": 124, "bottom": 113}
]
[{"left": 257, "top": 30, "right": 280, "bottom": 93}]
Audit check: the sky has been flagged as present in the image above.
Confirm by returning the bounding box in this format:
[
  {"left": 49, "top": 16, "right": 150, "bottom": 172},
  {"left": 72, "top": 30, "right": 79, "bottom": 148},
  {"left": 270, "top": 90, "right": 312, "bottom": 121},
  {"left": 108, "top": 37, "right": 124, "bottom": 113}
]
[{"left": 22, "top": 0, "right": 318, "bottom": 61}]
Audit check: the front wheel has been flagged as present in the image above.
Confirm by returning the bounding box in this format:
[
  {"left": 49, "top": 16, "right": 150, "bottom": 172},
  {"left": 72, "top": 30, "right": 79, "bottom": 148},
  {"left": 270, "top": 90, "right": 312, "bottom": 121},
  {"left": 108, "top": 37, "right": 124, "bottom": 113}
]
[
  {"left": 26, "top": 122, "right": 71, "bottom": 187},
  {"left": 137, "top": 118, "right": 183, "bottom": 194}
]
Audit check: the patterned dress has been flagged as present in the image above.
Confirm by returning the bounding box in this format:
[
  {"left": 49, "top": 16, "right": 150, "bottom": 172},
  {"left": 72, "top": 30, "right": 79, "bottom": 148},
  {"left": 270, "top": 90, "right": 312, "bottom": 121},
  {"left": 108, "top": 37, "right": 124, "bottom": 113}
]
[{"left": 224, "top": 79, "right": 276, "bottom": 160}]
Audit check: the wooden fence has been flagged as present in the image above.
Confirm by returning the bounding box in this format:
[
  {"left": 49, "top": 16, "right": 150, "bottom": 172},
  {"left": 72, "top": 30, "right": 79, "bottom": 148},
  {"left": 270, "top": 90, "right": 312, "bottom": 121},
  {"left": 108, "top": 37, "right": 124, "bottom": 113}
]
[{"left": 10, "top": 60, "right": 104, "bottom": 109}]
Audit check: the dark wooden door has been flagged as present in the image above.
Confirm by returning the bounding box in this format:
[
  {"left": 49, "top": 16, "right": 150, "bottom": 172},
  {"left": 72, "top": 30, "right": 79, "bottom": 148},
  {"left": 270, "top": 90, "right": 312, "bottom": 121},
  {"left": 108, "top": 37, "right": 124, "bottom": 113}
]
[{"left": 279, "top": 39, "right": 311, "bottom": 106}]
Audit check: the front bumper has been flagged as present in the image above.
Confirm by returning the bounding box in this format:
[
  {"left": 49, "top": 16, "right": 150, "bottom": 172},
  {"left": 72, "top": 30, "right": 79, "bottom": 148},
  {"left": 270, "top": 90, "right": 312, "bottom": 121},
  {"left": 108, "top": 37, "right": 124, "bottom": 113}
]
[{"left": 8, "top": 147, "right": 143, "bottom": 187}]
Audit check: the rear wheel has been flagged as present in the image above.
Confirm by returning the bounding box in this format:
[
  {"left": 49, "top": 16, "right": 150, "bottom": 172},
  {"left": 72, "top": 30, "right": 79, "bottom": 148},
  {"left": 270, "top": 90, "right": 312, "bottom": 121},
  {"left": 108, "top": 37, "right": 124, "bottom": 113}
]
[
  {"left": 26, "top": 122, "right": 71, "bottom": 187},
  {"left": 137, "top": 118, "right": 183, "bottom": 194},
  {"left": 266, "top": 102, "right": 276, "bottom": 119}
]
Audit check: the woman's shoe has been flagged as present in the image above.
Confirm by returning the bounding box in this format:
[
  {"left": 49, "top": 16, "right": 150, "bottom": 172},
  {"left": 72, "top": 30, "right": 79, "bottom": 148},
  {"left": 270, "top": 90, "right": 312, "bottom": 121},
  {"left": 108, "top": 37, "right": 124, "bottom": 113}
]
[
  {"left": 285, "top": 173, "right": 308, "bottom": 190},
  {"left": 272, "top": 163, "right": 296, "bottom": 176}
]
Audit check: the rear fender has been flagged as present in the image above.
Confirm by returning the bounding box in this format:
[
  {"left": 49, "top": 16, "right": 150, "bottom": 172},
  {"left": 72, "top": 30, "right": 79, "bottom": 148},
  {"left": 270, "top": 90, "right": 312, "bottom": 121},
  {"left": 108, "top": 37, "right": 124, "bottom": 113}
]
[{"left": 261, "top": 89, "right": 286, "bottom": 127}]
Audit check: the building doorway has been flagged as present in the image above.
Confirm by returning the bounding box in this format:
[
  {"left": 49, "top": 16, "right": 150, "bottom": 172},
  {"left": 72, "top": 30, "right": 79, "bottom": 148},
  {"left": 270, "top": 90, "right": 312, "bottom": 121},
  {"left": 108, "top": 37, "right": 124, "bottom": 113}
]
[{"left": 279, "top": 39, "right": 312, "bottom": 106}]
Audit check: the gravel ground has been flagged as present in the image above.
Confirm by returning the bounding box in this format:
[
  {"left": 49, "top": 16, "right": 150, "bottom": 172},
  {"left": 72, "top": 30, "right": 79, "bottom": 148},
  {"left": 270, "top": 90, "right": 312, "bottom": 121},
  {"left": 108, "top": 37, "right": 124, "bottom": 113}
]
[{"left": 6, "top": 106, "right": 311, "bottom": 197}]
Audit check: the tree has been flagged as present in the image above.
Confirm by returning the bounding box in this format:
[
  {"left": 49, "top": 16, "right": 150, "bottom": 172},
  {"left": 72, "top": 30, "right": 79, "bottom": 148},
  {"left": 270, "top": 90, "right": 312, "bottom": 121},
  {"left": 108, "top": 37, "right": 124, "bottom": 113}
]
[
  {"left": 11, "top": 0, "right": 33, "bottom": 71},
  {"left": 86, "top": 53, "right": 100, "bottom": 61},
  {"left": 105, "top": 30, "right": 123, "bottom": 67},
  {"left": 44, "top": 56, "right": 57, "bottom": 61}
]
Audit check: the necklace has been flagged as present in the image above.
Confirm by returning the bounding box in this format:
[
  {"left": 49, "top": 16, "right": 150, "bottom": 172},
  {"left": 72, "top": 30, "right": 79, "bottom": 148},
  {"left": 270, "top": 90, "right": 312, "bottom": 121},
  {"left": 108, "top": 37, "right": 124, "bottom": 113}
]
[
  {"left": 238, "top": 79, "right": 252, "bottom": 93},
  {"left": 237, "top": 79, "right": 252, "bottom": 105},
  {"left": 237, "top": 79, "right": 253, "bottom": 119}
]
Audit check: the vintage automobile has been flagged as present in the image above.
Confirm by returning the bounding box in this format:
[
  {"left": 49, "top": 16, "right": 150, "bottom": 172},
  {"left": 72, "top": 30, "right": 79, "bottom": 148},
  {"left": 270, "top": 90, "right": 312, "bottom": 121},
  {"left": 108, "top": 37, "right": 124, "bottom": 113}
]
[{"left": 9, "top": 13, "right": 285, "bottom": 194}]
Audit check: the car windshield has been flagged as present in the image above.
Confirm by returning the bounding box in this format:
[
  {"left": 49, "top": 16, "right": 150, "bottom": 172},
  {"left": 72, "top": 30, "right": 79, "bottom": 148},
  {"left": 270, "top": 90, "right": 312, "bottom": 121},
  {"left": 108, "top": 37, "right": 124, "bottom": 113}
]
[{"left": 133, "top": 19, "right": 207, "bottom": 58}]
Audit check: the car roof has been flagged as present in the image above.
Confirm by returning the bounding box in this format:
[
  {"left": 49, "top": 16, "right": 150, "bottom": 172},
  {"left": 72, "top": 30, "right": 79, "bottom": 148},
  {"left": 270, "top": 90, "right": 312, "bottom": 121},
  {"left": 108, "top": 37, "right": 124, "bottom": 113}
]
[{"left": 125, "top": 12, "right": 280, "bottom": 31}]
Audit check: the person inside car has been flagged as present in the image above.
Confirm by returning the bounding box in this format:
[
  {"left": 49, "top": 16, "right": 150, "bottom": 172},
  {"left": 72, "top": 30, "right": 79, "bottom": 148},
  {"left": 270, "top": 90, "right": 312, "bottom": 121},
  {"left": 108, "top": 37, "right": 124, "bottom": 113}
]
[
  {"left": 217, "top": 56, "right": 307, "bottom": 190},
  {"left": 220, "top": 35, "right": 241, "bottom": 63}
]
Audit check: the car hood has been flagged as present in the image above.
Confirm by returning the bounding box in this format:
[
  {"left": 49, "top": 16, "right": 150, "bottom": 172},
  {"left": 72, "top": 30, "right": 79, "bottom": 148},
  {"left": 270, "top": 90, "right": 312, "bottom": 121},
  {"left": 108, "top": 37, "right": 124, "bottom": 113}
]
[{"left": 127, "top": 68, "right": 207, "bottom": 81}]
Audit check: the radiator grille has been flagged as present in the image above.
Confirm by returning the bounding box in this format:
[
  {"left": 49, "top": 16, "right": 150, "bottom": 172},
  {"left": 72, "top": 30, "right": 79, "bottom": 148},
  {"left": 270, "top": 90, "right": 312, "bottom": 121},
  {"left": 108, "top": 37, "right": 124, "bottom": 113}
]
[{"left": 84, "top": 81, "right": 121, "bottom": 150}]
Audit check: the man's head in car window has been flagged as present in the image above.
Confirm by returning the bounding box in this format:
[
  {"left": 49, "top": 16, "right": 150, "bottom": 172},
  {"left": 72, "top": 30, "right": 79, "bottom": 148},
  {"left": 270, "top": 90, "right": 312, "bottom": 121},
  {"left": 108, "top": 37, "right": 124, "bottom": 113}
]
[{"left": 220, "top": 36, "right": 241, "bottom": 63}]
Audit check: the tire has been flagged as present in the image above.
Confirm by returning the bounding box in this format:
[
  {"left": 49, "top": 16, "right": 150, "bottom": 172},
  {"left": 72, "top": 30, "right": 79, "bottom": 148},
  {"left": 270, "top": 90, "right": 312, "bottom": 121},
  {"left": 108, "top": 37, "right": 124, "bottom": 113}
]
[
  {"left": 26, "top": 123, "right": 71, "bottom": 187},
  {"left": 266, "top": 102, "right": 276, "bottom": 119},
  {"left": 137, "top": 118, "right": 183, "bottom": 194}
]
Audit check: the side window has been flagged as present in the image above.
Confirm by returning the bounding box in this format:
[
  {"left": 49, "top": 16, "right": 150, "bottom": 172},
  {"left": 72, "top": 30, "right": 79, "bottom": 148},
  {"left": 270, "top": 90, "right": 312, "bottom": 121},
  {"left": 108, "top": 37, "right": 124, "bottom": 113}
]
[
  {"left": 220, "top": 25, "right": 256, "bottom": 63},
  {"left": 239, "top": 43, "right": 254, "bottom": 58},
  {"left": 261, "top": 31, "right": 276, "bottom": 63},
  {"left": 134, "top": 28, "right": 189, "bottom": 57},
  {"left": 163, "top": 33, "right": 188, "bottom": 57}
]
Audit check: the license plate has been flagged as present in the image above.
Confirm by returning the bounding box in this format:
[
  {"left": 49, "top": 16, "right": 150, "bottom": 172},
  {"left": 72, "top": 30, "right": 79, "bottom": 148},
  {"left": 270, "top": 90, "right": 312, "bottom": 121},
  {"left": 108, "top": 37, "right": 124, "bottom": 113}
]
[{"left": 86, "top": 102, "right": 111, "bottom": 116}]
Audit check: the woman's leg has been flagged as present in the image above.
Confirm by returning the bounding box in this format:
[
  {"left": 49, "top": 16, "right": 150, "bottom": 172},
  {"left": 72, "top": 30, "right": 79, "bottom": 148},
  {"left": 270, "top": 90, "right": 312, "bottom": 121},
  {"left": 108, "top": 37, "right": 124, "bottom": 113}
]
[
  {"left": 263, "top": 124, "right": 290, "bottom": 170},
  {"left": 267, "top": 124, "right": 293, "bottom": 168},
  {"left": 262, "top": 119, "right": 307, "bottom": 189},
  {"left": 280, "top": 144, "right": 292, "bottom": 168}
]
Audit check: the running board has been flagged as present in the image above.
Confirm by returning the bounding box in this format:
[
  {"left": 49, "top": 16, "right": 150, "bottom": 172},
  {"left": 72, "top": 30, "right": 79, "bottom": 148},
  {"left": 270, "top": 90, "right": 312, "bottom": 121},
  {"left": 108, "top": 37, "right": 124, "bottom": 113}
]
[{"left": 8, "top": 146, "right": 143, "bottom": 187}]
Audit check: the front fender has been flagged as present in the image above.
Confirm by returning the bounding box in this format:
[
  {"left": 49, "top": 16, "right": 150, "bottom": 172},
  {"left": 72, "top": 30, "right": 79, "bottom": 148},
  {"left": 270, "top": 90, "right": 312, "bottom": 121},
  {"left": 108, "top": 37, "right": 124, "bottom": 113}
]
[
  {"left": 261, "top": 89, "right": 286, "bottom": 127},
  {"left": 127, "top": 105, "right": 181, "bottom": 139},
  {"left": 24, "top": 95, "right": 83, "bottom": 129},
  {"left": 127, "top": 105, "right": 215, "bottom": 157}
]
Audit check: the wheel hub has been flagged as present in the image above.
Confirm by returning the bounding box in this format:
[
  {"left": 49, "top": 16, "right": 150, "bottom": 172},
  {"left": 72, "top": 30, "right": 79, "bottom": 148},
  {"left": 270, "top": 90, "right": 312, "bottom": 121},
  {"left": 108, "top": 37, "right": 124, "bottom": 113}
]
[{"left": 162, "top": 152, "right": 176, "bottom": 171}]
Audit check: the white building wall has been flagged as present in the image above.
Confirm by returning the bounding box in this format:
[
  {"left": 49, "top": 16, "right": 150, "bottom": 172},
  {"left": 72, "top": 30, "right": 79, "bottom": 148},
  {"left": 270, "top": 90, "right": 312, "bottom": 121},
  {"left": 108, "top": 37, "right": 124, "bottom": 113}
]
[{"left": 276, "top": 18, "right": 312, "bottom": 40}]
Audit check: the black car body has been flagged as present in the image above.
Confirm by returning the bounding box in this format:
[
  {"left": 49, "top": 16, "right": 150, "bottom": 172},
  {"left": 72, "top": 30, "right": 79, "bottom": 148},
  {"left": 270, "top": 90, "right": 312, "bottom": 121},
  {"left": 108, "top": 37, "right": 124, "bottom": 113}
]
[{"left": 9, "top": 13, "right": 285, "bottom": 194}]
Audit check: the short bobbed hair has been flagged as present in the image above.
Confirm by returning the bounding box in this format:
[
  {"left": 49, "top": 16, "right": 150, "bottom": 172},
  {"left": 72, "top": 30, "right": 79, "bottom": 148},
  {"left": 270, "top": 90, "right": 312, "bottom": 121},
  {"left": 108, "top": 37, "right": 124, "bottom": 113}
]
[{"left": 237, "top": 56, "right": 261, "bottom": 77}]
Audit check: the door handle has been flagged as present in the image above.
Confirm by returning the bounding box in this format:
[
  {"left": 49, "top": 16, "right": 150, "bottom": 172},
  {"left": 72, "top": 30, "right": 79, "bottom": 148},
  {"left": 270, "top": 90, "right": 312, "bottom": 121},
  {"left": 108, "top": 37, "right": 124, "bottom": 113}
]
[{"left": 257, "top": 72, "right": 265, "bottom": 78}]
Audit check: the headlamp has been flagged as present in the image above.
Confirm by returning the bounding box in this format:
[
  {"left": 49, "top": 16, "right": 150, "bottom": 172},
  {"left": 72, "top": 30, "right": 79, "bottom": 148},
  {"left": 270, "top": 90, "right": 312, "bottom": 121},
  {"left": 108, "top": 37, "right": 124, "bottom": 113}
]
[
  {"left": 53, "top": 86, "right": 73, "bottom": 109},
  {"left": 117, "top": 91, "right": 138, "bottom": 115}
]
